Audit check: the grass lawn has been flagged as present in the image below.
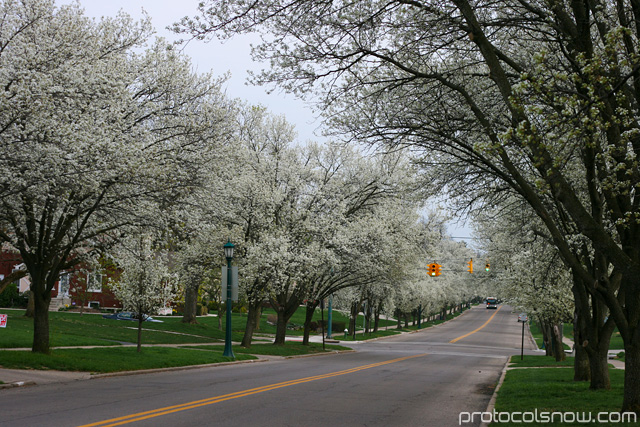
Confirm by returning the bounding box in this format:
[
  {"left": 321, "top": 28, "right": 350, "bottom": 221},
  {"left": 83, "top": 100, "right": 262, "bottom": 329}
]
[
  {"left": 0, "top": 347, "right": 257, "bottom": 373},
  {"left": 0, "top": 342, "right": 352, "bottom": 373},
  {"left": 0, "top": 309, "right": 247, "bottom": 348},
  {"left": 509, "top": 355, "right": 575, "bottom": 368},
  {"left": 492, "top": 356, "right": 634, "bottom": 426}
]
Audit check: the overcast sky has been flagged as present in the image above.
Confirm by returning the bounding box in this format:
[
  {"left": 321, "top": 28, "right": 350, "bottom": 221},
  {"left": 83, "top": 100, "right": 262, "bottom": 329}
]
[
  {"left": 60, "top": 0, "right": 324, "bottom": 143},
  {"left": 58, "top": 0, "right": 473, "bottom": 238}
]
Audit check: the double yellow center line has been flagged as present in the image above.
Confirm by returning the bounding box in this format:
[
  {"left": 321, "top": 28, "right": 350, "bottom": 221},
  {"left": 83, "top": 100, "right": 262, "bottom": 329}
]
[
  {"left": 79, "top": 353, "right": 427, "bottom": 427},
  {"left": 449, "top": 306, "right": 502, "bottom": 343}
]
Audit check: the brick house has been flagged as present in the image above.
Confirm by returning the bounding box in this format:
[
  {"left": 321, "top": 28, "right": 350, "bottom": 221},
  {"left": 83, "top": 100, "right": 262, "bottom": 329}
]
[{"left": 0, "top": 248, "right": 122, "bottom": 311}]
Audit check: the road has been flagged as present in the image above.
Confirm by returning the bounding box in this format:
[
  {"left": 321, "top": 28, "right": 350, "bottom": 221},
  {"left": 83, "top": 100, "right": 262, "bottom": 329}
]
[{"left": 0, "top": 305, "right": 536, "bottom": 427}]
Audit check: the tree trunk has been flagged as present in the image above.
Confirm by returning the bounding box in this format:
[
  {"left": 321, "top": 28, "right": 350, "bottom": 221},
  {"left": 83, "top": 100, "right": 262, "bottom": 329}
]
[
  {"left": 274, "top": 308, "right": 288, "bottom": 345},
  {"left": 395, "top": 309, "right": 402, "bottom": 330},
  {"left": 587, "top": 348, "right": 610, "bottom": 390},
  {"left": 25, "top": 290, "right": 35, "bottom": 318},
  {"left": 137, "top": 317, "right": 143, "bottom": 353},
  {"left": 302, "top": 304, "right": 316, "bottom": 346},
  {"left": 538, "top": 318, "right": 553, "bottom": 357},
  {"left": 31, "top": 289, "right": 51, "bottom": 353},
  {"left": 552, "top": 324, "right": 566, "bottom": 361},
  {"left": 573, "top": 308, "right": 590, "bottom": 381},
  {"left": 241, "top": 300, "right": 262, "bottom": 348},
  {"left": 350, "top": 301, "right": 359, "bottom": 335},
  {"left": 182, "top": 284, "right": 199, "bottom": 324},
  {"left": 217, "top": 304, "right": 223, "bottom": 331},
  {"left": 623, "top": 341, "right": 640, "bottom": 414},
  {"left": 574, "top": 341, "right": 591, "bottom": 382}
]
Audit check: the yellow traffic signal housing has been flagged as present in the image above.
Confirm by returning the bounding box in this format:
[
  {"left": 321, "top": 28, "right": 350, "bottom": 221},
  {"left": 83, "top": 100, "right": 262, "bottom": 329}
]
[
  {"left": 467, "top": 258, "right": 473, "bottom": 274},
  {"left": 428, "top": 263, "right": 442, "bottom": 277},
  {"left": 485, "top": 263, "right": 490, "bottom": 272},
  {"left": 428, "top": 263, "right": 437, "bottom": 276}
]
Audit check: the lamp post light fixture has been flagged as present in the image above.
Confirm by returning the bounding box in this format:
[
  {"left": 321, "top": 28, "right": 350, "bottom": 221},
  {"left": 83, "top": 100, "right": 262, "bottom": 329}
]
[{"left": 223, "top": 240, "right": 235, "bottom": 359}]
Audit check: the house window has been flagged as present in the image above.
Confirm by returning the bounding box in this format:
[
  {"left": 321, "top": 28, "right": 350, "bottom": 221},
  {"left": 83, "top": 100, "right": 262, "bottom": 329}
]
[{"left": 87, "top": 272, "right": 102, "bottom": 293}]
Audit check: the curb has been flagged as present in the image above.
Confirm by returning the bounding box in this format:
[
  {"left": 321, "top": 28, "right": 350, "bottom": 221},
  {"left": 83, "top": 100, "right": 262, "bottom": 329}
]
[
  {"left": 285, "top": 349, "right": 356, "bottom": 359},
  {"left": 0, "top": 380, "right": 36, "bottom": 389},
  {"left": 0, "top": 348, "right": 355, "bottom": 387},
  {"left": 481, "top": 359, "right": 509, "bottom": 427},
  {"left": 90, "top": 358, "right": 269, "bottom": 380}
]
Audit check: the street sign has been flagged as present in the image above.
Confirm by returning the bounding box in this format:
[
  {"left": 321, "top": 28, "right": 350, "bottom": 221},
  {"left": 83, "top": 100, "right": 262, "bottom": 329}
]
[
  {"left": 518, "top": 313, "right": 528, "bottom": 323},
  {"left": 0, "top": 314, "right": 7, "bottom": 328}
]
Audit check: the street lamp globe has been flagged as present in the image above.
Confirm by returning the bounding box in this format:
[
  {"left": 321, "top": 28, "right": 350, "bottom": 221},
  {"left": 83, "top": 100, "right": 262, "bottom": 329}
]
[{"left": 224, "top": 240, "right": 234, "bottom": 260}]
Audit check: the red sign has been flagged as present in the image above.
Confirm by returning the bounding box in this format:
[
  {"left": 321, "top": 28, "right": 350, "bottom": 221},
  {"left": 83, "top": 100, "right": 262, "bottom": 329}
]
[{"left": 0, "top": 314, "right": 7, "bottom": 327}]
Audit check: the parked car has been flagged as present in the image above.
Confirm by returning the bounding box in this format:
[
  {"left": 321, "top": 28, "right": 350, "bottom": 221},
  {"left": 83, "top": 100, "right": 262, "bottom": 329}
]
[
  {"left": 102, "top": 311, "right": 163, "bottom": 322},
  {"left": 486, "top": 297, "right": 498, "bottom": 309}
]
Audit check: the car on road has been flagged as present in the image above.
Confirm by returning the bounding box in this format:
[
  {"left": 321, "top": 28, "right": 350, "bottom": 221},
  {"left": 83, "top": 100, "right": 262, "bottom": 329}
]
[
  {"left": 486, "top": 297, "right": 498, "bottom": 309},
  {"left": 102, "top": 312, "right": 163, "bottom": 322}
]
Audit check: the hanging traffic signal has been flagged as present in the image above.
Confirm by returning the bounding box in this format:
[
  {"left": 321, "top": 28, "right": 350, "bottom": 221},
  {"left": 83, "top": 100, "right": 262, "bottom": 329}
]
[
  {"left": 428, "top": 263, "right": 442, "bottom": 277},
  {"left": 467, "top": 258, "right": 473, "bottom": 274},
  {"left": 485, "top": 263, "right": 490, "bottom": 272},
  {"left": 428, "top": 263, "right": 437, "bottom": 276}
]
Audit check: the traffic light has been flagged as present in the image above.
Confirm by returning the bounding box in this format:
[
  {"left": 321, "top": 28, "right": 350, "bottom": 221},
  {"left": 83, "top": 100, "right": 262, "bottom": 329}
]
[
  {"left": 485, "top": 263, "right": 490, "bottom": 272},
  {"left": 428, "top": 263, "right": 442, "bottom": 277},
  {"left": 467, "top": 258, "right": 473, "bottom": 274},
  {"left": 428, "top": 263, "right": 437, "bottom": 276}
]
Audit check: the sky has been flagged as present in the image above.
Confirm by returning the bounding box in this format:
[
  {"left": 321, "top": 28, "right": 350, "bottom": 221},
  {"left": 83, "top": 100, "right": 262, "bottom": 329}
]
[
  {"left": 58, "top": 0, "right": 473, "bottom": 239},
  {"left": 61, "top": 0, "right": 324, "bottom": 143}
]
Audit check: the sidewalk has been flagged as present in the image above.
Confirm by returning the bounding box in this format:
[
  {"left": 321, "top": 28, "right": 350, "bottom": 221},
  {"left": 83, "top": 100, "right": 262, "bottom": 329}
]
[{"left": 561, "top": 335, "right": 625, "bottom": 370}]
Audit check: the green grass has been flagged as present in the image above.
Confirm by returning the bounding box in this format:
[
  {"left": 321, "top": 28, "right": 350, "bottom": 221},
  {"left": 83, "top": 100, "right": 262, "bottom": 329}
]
[
  {"left": 337, "top": 329, "right": 402, "bottom": 341},
  {"left": 0, "top": 309, "right": 247, "bottom": 348},
  {"left": 185, "top": 342, "right": 350, "bottom": 357},
  {"left": 0, "top": 347, "right": 256, "bottom": 373},
  {"left": 509, "top": 355, "right": 576, "bottom": 368},
  {"left": 0, "top": 306, "right": 400, "bottom": 349},
  {"left": 494, "top": 366, "right": 634, "bottom": 426}
]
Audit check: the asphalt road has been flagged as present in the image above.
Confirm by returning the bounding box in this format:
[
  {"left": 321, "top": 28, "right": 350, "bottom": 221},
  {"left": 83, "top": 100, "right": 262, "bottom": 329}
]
[{"left": 0, "top": 305, "right": 536, "bottom": 427}]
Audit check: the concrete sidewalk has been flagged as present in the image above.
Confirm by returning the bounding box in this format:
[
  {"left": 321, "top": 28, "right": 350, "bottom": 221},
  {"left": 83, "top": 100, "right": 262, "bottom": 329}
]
[{"left": 561, "top": 335, "right": 625, "bottom": 370}]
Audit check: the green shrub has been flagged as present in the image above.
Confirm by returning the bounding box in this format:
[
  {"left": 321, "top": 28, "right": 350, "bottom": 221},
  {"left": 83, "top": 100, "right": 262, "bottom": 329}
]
[{"left": 0, "top": 284, "right": 27, "bottom": 308}]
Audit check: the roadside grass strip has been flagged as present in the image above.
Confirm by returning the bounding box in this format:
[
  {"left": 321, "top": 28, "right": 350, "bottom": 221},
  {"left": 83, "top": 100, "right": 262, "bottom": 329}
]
[
  {"left": 77, "top": 354, "right": 428, "bottom": 427},
  {"left": 0, "top": 347, "right": 256, "bottom": 372},
  {"left": 490, "top": 356, "right": 632, "bottom": 426},
  {"left": 449, "top": 306, "right": 502, "bottom": 343}
]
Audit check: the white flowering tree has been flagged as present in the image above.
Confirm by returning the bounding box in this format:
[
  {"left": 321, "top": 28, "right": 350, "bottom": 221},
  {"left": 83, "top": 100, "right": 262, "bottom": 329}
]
[
  {"left": 179, "top": 1, "right": 640, "bottom": 411},
  {"left": 0, "top": 0, "right": 231, "bottom": 353},
  {"left": 108, "top": 233, "right": 177, "bottom": 352}
]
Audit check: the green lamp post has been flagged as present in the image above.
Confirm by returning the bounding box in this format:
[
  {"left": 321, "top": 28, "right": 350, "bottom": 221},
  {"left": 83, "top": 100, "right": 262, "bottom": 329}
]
[{"left": 223, "top": 240, "right": 235, "bottom": 359}]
